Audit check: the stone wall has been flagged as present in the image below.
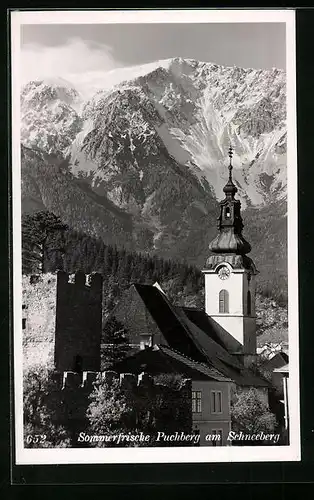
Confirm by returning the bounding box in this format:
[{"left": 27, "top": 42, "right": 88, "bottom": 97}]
[
  {"left": 30, "top": 370, "right": 192, "bottom": 448},
  {"left": 22, "top": 271, "right": 103, "bottom": 372},
  {"left": 22, "top": 273, "right": 58, "bottom": 370}
]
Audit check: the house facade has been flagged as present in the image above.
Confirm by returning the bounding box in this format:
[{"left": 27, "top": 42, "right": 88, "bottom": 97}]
[
  {"left": 108, "top": 343, "right": 233, "bottom": 446},
  {"left": 191, "top": 380, "right": 232, "bottom": 446}
]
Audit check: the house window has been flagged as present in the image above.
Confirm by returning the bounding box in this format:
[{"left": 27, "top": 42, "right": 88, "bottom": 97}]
[
  {"left": 219, "top": 290, "right": 229, "bottom": 313},
  {"left": 22, "top": 318, "right": 26, "bottom": 330},
  {"left": 247, "top": 291, "right": 252, "bottom": 315},
  {"left": 192, "top": 391, "right": 202, "bottom": 413},
  {"left": 211, "top": 390, "right": 223, "bottom": 414},
  {"left": 212, "top": 429, "right": 223, "bottom": 447}
]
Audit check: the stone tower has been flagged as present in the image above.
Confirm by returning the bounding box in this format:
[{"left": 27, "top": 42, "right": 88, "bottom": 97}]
[
  {"left": 55, "top": 271, "right": 103, "bottom": 372},
  {"left": 202, "top": 146, "right": 258, "bottom": 354}
]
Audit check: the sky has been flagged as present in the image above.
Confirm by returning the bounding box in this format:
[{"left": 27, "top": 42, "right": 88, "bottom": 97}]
[{"left": 20, "top": 23, "right": 286, "bottom": 95}]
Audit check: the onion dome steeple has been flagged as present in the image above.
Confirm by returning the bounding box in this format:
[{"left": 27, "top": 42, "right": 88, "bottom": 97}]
[
  {"left": 223, "top": 145, "right": 238, "bottom": 198},
  {"left": 208, "top": 146, "right": 251, "bottom": 256}
]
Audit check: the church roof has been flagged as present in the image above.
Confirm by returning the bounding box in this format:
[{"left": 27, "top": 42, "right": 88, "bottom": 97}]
[
  {"left": 132, "top": 283, "right": 203, "bottom": 361},
  {"left": 110, "top": 283, "right": 269, "bottom": 388},
  {"left": 181, "top": 306, "right": 242, "bottom": 353}
]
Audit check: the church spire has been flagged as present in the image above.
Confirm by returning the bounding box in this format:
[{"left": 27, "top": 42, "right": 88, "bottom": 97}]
[
  {"left": 208, "top": 146, "right": 251, "bottom": 255},
  {"left": 223, "top": 145, "right": 238, "bottom": 199},
  {"left": 203, "top": 146, "right": 258, "bottom": 355}
]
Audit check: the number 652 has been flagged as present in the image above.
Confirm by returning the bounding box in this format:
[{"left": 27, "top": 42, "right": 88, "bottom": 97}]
[{"left": 26, "top": 434, "right": 46, "bottom": 444}]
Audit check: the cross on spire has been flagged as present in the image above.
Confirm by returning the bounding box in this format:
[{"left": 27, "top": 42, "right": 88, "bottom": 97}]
[
  {"left": 228, "top": 145, "right": 233, "bottom": 181},
  {"left": 223, "top": 145, "right": 237, "bottom": 198}
]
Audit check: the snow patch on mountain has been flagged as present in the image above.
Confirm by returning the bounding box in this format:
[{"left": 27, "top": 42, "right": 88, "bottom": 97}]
[{"left": 21, "top": 79, "right": 83, "bottom": 156}]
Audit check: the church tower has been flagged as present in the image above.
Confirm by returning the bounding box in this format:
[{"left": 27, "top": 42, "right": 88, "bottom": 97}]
[{"left": 203, "top": 146, "right": 258, "bottom": 354}]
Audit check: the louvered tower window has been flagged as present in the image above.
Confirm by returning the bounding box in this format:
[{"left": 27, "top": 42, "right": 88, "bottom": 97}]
[
  {"left": 247, "top": 290, "right": 252, "bottom": 316},
  {"left": 219, "top": 290, "right": 229, "bottom": 313}
]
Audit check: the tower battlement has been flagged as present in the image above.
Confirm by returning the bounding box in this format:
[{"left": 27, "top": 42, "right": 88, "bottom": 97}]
[
  {"left": 60, "top": 370, "right": 158, "bottom": 390},
  {"left": 56, "top": 271, "right": 103, "bottom": 291},
  {"left": 38, "top": 369, "right": 192, "bottom": 434},
  {"left": 25, "top": 271, "right": 103, "bottom": 289},
  {"left": 59, "top": 370, "right": 191, "bottom": 392}
]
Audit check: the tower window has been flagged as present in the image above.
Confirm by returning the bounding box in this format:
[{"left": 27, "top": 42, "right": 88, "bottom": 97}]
[
  {"left": 247, "top": 291, "right": 252, "bottom": 316},
  {"left": 225, "top": 207, "right": 231, "bottom": 218},
  {"left": 219, "top": 290, "right": 229, "bottom": 313},
  {"left": 22, "top": 318, "right": 26, "bottom": 330}
]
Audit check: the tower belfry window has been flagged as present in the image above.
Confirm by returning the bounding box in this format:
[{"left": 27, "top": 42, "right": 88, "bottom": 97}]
[
  {"left": 247, "top": 291, "right": 252, "bottom": 316},
  {"left": 219, "top": 290, "right": 229, "bottom": 313}
]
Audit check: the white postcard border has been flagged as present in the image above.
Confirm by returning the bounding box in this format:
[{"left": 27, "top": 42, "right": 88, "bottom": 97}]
[{"left": 11, "top": 8, "right": 300, "bottom": 465}]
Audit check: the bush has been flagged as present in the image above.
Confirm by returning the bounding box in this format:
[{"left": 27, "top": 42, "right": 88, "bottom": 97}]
[
  {"left": 231, "top": 388, "right": 277, "bottom": 436},
  {"left": 23, "top": 365, "right": 71, "bottom": 448}
]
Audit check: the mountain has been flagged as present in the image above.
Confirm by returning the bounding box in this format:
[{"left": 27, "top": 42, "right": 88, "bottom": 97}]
[
  {"left": 20, "top": 58, "right": 287, "bottom": 303},
  {"left": 21, "top": 145, "right": 135, "bottom": 249},
  {"left": 21, "top": 58, "right": 286, "bottom": 208},
  {"left": 21, "top": 78, "right": 83, "bottom": 157},
  {"left": 68, "top": 57, "right": 286, "bottom": 208}
]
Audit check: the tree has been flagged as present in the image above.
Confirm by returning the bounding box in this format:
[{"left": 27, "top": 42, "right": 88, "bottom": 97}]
[
  {"left": 151, "top": 373, "right": 192, "bottom": 441},
  {"left": 22, "top": 211, "right": 68, "bottom": 274},
  {"left": 86, "top": 376, "right": 140, "bottom": 447},
  {"left": 231, "top": 388, "right": 277, "bottom": 441},
  {"left": 101, "top": 317, "right": 131, "bottom": 369},
  {"left": 23, "top": 365, "right": 71, "bottom": 448},
  {"left": 86, "top": 372, "right": 192, "bottom": 448}
]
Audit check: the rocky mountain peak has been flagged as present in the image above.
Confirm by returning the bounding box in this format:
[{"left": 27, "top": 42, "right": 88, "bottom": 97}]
[{"left": 21, "top": 78, "right": 83, "bottom": 157}]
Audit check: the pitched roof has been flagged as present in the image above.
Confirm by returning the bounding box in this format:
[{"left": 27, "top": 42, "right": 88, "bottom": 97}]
[
  {"left": 176, "top": 308, "right": 269, "bottom": 387},
  {"left": 156, "top": 345, "right": 232, "bottom": 382},
  {"left": 182, "top": 307, "right": 242, "bottom": 353},
  {"left": 273, "top": 363, "right": 289, "bottom": 374},
  {"left": 133, "top": 284, "right": 205, "bottom": 362},
  {"left": 109, "top": 344, "right": 232, "bottom": 382},
  {"left": 125, "top": 283, "right": 269, "bottom": 388},
  {"left": 261, "top": 351, "right": 289, "bottom": 371}
]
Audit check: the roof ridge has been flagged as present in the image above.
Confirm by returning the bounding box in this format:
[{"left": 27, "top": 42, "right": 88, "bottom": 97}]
[
  {"left": 160, "top": 344, "right": 218, "bottom": 373},
  {"left": 159, "top": 345, "right": 232, "bottom": 382}
]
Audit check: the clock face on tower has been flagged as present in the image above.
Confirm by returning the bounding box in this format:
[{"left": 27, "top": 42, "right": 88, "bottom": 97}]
[{"left": 218, "top": 266, "right": 230, "bottom": 280}]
